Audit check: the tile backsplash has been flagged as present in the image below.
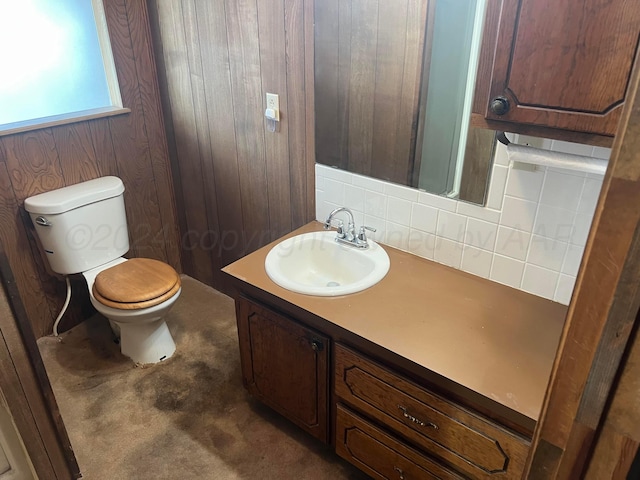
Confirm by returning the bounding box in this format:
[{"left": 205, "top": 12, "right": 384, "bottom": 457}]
[{"left": 315, "top": 139, "right": 609, "bottom": 305}]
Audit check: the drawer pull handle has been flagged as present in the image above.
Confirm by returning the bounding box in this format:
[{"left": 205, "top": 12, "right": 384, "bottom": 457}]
[
  {"left": 397, "top": 405, "right": 438, "bottom": 430},
  {"left": 394, "top": 466, "right": 405, "bottom": 479}
]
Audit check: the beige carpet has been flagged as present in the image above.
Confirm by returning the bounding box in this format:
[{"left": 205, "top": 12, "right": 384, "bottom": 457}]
[{"left": 38, "top": 276, "right": 368, "bottom": 480}]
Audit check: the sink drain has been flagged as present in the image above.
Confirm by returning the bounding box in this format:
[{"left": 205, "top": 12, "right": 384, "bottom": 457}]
[{"left": 326, "top": 281, "right": 340, "bottom": 287}]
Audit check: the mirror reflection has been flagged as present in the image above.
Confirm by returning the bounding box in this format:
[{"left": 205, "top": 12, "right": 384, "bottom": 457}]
[{"left": 314, "top": 0, "right": 491, "bottom": 205}]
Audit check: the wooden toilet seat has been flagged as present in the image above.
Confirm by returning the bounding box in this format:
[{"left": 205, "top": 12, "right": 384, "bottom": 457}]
[{"left": 92, "top": 258, "right": 181, "bottom": 310}]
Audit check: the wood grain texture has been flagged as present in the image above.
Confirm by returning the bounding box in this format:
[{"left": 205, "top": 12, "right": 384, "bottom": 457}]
[
  {"left": 486, "top": 0, "right": 640, "bottom": 135},
  {"left": 0, "top": 0, "right": 182, "bottom": 337},
  {"left": 150, "top": 0, "right": 315, "bottom": 292},
  {"left": 0, "top": 250, "right": 79, "bottom": 479},
  {"left": 236, "top": 297, "right": 329, "bottom": 442},
  {"left": 459, "top": 127, "right": 495, "bottom": 205},
  {"left": 525, "top": 23, "right": 640, "bottom": 477},
  {"left": 315, "top": 0, "right": 426, "bottom": 186}
]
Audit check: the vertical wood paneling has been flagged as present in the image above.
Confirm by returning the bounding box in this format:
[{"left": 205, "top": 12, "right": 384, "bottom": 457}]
[
  {"left": 51, "top": 123, "right": 101, "bottom": 184},
  {"left": 151, "top": 0, "right": 315, "bottom": 292},
  {"left": 1, "top": 130, "right": 64, "bottom": 202},
  {"left": 124, "top": 0, "right": 182, "bottom": 271},
  {"left": 315, "top": 0, "right": 427, "bottom": 186},
  {"left": 181, "top": 0, "right": 222, "bottom": 283},
  {"left": 287, "top": 0, "right": 312, "bottom": 227},
  {"left": 225, "top": 0, "right": 271, "bottom": 253},
  {"left": 258, "top": 0, "right": 293, "bottom": 241},
  {"left": 154, "top": 0, "right": 213, "bottom": 285},
  {"left": 105, "top": 0, "right": 167, "bottom": 262},
  {"left": 195, "top": 0, "right": 245, "bottom": 269},
  {"left": 348, "top": 0, "right": 379, "bottom": 176},
  {"left": 0, "top": 0, "right": 182, "bottom": 337},
  {"left": 0, "top": 163, "right": 51, "bottom": 338}
]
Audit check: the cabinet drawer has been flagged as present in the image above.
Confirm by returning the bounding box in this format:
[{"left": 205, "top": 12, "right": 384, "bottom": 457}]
[
  {"left": 336, "top": 404, "right": 464, "bottom": 480},
  {"left": 334, "top": 344, "right": 530, "bottom": 479}
]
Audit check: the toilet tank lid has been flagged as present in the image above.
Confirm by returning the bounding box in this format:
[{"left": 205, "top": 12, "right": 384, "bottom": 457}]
[{"left": 24, "top": 176, "right": 125, "bottom": 215}]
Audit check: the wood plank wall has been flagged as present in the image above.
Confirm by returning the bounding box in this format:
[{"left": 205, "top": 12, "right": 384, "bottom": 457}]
[
  {"left": 0, "top": 0, "right": 181, "bottom": 338},
  {"left": 148, "top": 0, "right": 316, "bottom": 292},
  {"left": 314, "top": 0, "right": 428, "bottom": 186}
]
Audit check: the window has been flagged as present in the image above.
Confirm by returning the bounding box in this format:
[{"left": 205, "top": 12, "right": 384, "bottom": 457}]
[{"left": 0, "top": 0, "right": 123, "bottom": 133}]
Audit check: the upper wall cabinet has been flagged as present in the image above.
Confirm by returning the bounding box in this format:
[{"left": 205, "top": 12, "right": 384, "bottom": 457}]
[{"left": 478, "top": 0, "right": 640, "bottom": 138}]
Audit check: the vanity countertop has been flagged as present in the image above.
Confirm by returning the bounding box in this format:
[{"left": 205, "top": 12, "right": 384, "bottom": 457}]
[{"left": 222, "top": 222, "right": 567, "bottom": 423}]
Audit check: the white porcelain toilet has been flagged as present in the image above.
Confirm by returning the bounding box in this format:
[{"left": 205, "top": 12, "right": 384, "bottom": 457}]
[{"left": 24, "top": 176, "right": 180, "bottom": 365}]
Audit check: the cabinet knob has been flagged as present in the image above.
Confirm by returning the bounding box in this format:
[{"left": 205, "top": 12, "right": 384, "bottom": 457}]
[
  {"left": 311, "top": 339, "right": 324, "bottom": 352},
  {"left": 490, "top": 96, "right": 510, "bottom": 116}
]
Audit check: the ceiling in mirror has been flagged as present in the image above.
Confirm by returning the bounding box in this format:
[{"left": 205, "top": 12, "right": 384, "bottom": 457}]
[{"left": 314, "top": 0, "right": 492, "bottom": 205}]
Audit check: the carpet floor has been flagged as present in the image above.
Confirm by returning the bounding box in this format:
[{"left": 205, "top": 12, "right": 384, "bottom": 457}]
[{"left": 37, "top": 276, "right": 368, "bottom": 480}]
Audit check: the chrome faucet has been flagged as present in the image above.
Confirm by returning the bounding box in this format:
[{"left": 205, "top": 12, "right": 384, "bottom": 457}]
[{"left": 323, "top": 207, "right": 376, "bottom": 249}]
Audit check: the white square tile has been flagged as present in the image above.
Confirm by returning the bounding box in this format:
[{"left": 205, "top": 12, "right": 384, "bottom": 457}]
[
  {"left": 577, "top": 178, "right": 603, "bottom": 216},
  {"left": 363, "top": 215, "right": 386, "bottom": 243},
  {"left": 494, "top": 142, "right": 510, "bottom": 166},
  {"left": 562, "top": 244, "right": 584, "bottom": 276},
  {"left": 320, "top": 200, "right": 341, "bottom": 225},
  {"left": 316, "top": 190, "right": 327, "bottom": 221},
  {"left": 490, "top": 254, "right": 525, "bottom": 289},
  {"left": 323, "top": 178, "right": 345, "bottom": 206},
  {"left": 486, "top": 165, "right": 509, "bottom": 210},
  {"left": 461, "top": 245, "right": 493, "bottom": 278},
  {"left": 500, "top": 196, "right": 538, "bottom": 232},
  {"left": 385, "top": 221, "right": 410, "bottom": 251},
  {"left": 464, "top": 218, "right": 497, "bottom": 251},
  {"left": 407, "top": 229, "right": 436, "bottom": 260},
  {"left": 387, "top": 197, "right": 412, "bottom": 226},
  {"left": 527, "top": 235, "right": 568, "bottom": 271},
  {"left": 550, "top": 140, "right": 594, "bottom": 157},
  {"left": 540, "top": 171, "right": 584, "bottom": 211},
  {"left": 521, "top": 264, "right": 559, "bottom": 300},
  {"left": 352, "top": 173, "right": 385, "bottom": 193},
  {"left": 319, "top": 165, "right": 352, "bottom": 183},
  {"left": 417, "top": 191, "right": 457, "bottom": 212},
  {"left": 315, "top": 174, "right": 326, "bottom": 190},
  {"left": 495, "top": 226, "right": 531, "bottom": 261},
  {"left": 456, "top": 201, "right": 501, "bottom": 223},
  {"left": 533, "top": 204, "right": 575, "bottom": 241},
  {"left": 555, "top": 274, "right": 577, "bottom": 305},
  {"left": 571, "top": 213, "right": 594, "bottom": 246},
  {"left": 411, "top": 203, "right": 438, "bottom": 234},
  {"left": 434, "top": 237, "right": 463, "bottom": 268},
  {"left": 364, "top": 190, "right": 388, "bottom": 218},
  {"left": 505, "top": 165, "right": 545, "bottom": 201},
  {"left": 437, "top": 210, "right": 467, "bottom": 242},
  {"left": 385, "top": 182, "right": 419, "bottom": 202},
  {"left": 344, "top": 185, "right": 365, "bottom": 212},
  {"left": 592, "top": 146, "right": 612, "bottom": 160}
]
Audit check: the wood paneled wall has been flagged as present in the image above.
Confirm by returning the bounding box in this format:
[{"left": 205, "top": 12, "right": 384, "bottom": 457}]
[
  {"left": 314, "top": 0, "right": 428, "bottom": 186},
  {"left": 148, "top": 0, "right": 315, "bottom": 292},
  {"left": 0, "top": 0, "right": 181, "bottom": 338}
]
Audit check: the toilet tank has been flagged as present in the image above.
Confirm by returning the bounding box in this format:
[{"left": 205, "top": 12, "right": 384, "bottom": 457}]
[{"left": 24, "top": 176, "right": 130, "bottom": 275}]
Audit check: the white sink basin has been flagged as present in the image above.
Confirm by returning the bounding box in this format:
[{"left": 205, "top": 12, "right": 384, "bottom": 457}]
[{"left": 264, "top": 231, "right": 390, "bottom": 296}]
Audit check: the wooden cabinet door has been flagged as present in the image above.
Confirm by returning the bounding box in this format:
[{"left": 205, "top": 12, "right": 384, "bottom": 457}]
[
  {"left": 236, "top": 297, "right": 329, "bottom": 442},
  {"left": 485, "top": 0, "right": 640, "bottom": 136}
]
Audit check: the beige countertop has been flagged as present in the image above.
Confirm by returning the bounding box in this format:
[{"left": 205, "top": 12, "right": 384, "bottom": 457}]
[{"left": 223, "top": 222, "right": 567, "bottom": 422}]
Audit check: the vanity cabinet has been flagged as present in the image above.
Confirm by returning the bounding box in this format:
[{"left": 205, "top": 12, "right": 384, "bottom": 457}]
[
  {"left": 235, "top": 297, "right": 329, "bottom": 442},
  {"left": 334, "top": 344, "right": 530, "bottom": 479},
  {"left": 477, "top": 0, "right": 640, "bottom": 139}
]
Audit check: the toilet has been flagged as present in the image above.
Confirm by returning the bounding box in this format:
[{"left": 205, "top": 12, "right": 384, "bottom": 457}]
[{"left": 24, "top": 176, "right": 180, "bottom": 364}]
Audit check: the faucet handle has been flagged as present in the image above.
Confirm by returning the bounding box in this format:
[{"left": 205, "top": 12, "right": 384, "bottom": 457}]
[
  {"left": 358, "top": 225, "right": 376, "bottom": 242},
  {"left": 324, "top": 218, "right": 345, "bottom": 234}
]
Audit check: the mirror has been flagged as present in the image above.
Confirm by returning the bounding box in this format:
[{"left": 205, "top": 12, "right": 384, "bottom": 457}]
[{"left": 314, "top": 0, "right": 493, "bottom": 205}]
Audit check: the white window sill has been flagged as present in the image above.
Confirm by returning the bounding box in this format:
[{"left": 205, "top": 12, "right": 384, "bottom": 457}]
[{"left": 0, "top": 106, "right": 131, "bottom": 137}]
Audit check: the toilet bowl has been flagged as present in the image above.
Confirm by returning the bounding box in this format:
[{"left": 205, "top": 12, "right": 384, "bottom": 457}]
[
  {"left": 24, "top": 176, "right": 181, "bottom": 365},
  {"left": 83, "top": 257, "right": 181, "bottom": 364}
]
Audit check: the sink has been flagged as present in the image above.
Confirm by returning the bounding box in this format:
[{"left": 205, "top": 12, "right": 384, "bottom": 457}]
[{"left": 264, "top": 231, "right": 390, "bottom": 296}]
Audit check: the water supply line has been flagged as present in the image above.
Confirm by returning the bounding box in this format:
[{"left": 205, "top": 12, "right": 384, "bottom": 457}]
[{"left": 53, "top": 276, "right": 72, "bottom": 337}]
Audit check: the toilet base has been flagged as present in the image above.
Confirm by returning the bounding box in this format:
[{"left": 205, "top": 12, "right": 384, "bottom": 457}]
[{"left": 114, "top": 319, "right": 176, "bottom": 365}]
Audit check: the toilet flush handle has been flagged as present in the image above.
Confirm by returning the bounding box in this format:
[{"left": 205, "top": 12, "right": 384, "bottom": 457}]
[{"left": 35, "top": 216, "right": 52, "bottom": 227}]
